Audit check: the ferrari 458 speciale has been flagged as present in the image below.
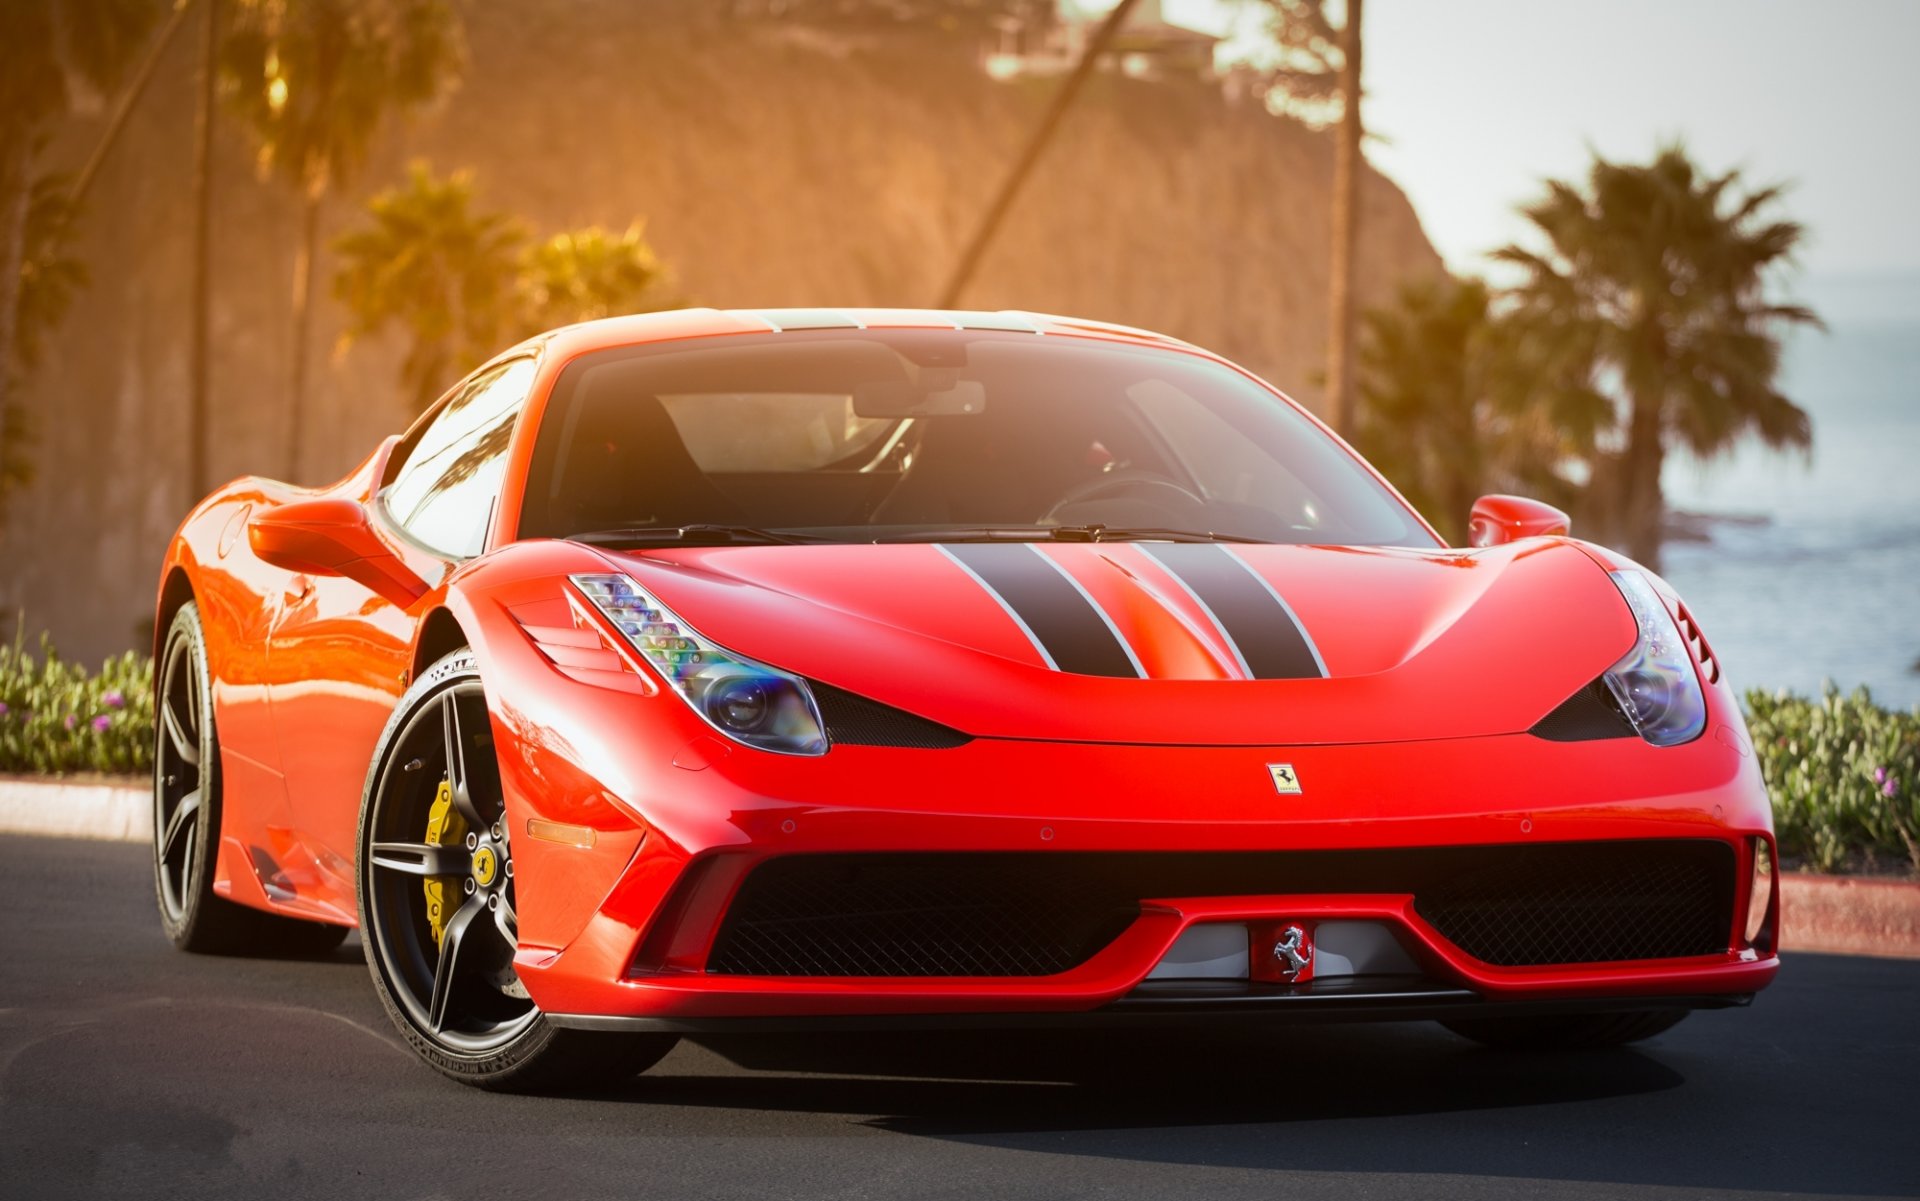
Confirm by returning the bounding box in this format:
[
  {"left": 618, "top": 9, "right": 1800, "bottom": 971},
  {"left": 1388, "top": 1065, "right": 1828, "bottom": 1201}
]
[{"left": 151, "top": 308, "right": 1778, "bottom": 1089}]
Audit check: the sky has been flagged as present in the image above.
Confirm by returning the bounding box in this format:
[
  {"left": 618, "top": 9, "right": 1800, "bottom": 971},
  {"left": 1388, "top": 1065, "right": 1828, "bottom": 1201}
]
[{"left": 1123, "top": 0, "right": 1920, "bottom": 281}]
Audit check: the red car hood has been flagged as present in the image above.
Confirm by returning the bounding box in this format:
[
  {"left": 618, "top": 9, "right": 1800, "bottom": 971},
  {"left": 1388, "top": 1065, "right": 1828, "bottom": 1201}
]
[{"left": 604, "top": 539, "right": 1634, "bottom": 746}]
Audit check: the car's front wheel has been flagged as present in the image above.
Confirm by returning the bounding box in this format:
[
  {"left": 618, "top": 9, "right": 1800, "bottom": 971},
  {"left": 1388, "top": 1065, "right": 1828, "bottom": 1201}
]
[
  {"left": 1440, "top": 1009, "right": 1689, "bottom": 1050},
  {"left": 356, "top": 649, "right": 677, "bottom": 1091}
]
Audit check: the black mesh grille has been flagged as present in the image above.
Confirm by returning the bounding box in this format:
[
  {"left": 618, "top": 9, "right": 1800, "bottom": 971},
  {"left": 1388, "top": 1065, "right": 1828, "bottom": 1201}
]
[
  {"left": 705, "top": 841, "right": 1735, "bottom": 977},
  {"left": 707, "top": 855, "right": 1136, "bottom": 976},
  {"left": 810, "top": 681, "right": 971, "bottom": 749},
  {"left": 1414, "top": 839, "right": 1732, "bottom": 966},
  {"left": 1531, "top": 680, "right": 1636, "bottom": 741}
]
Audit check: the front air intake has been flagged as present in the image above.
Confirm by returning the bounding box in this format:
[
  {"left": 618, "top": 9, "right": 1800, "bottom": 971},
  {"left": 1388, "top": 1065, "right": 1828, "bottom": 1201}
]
[{"left": 703, "top": 841, "right": 1735, "bottom": 977}]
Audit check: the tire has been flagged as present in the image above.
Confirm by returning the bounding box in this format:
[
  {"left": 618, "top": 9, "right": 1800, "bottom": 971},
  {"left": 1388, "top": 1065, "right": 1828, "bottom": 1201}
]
[
  {"left": 356, "top": 649, "right": 678, "bottom": 1092},
  {"left": 154, "top": 602, "right": 351, "bottom": 957},
  {"left": 1440, "top": 1009, "right": 1690, "bottom": 1050}
]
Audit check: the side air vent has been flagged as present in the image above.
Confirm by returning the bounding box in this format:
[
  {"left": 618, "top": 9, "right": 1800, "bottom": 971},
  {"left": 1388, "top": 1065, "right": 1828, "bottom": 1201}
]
[
  {"left": 1530, "top": 679, "right": 1636, "bottom": 741},
  {"left": 809, "top": 681, "right": 972, "bottom": 749}
]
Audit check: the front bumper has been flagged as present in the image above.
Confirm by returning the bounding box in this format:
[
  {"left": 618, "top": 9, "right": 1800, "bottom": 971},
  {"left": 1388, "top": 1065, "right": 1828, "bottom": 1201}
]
[{"left": 499, "top": 716, "right": 1782, "bottom": 1025}]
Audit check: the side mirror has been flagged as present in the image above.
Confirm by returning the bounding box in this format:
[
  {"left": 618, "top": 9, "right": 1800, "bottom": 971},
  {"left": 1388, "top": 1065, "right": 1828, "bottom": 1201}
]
[
  {"left": 1468, "top": 494, "right": 1571, "bottom": 548},
  {"left": 249, "top": 498, "right": 430, "bottom": 608}
]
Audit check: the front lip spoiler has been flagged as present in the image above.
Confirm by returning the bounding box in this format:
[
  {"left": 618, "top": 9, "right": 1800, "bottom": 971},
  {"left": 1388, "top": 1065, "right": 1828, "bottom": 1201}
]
[{"left": 545, "top": 979, "right": 1754, "bottom": 1034}]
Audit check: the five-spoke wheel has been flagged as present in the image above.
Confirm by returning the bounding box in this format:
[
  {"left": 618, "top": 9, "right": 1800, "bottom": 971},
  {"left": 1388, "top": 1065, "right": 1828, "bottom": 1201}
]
[
  {"left": 153, "top": 602, "right": 348, "bottom": 955},
  {"left": 154, "top": 607, "right": 209, "bottom": 925},
  {"left": 357, "top": 650, "right": 676, "bottom": 1090}
]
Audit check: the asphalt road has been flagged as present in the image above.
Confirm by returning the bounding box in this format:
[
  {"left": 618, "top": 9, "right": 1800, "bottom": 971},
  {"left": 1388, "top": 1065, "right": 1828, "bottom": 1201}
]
[{"left": 1, "top": 836, "right": 1915, "bottom": 1201}]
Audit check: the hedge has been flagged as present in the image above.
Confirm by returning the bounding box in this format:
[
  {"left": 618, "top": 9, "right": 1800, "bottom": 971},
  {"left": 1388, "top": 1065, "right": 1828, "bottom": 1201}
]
[
  {"left": 2, "top": 638, "right": 1916, "bottom": 876},
  {"left": 0, "top": 635, "right": 153, "bottom": 776},
  {"left": 1746, "top": 685, "right": 1919, "bottom": 875}
]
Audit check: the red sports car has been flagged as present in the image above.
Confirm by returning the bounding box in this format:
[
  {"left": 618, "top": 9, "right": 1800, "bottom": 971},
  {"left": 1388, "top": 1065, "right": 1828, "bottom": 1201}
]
[{"left": 151, "top": 308, "right": 1778, "bottom": 1090}]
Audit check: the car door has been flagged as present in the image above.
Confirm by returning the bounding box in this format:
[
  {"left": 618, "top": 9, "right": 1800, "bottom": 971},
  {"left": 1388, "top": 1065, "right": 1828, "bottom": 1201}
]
[{"left": 267, "top": 357, "right": 538, "bottom": 914}]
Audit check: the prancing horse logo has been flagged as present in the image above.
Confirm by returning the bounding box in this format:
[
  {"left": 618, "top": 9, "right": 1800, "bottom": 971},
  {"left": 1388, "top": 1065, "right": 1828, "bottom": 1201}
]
[
  {"left": 1268, "top": 763, "right": 1302, "bottom": 794},
  {"left": 1272, "top": 924, "right": 1311, "bottom": 980}
]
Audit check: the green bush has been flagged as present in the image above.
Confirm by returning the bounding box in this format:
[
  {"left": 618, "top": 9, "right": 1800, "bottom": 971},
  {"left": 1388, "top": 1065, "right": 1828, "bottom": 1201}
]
[
  {"left": 4, "top": 629, "right": 1918, "bottom": 877},
  {"left": 1745, "top": 685, "right": 1920, "bottom": 875},
  {"left": 0, "top": 635, "right": 152, "bottom": 776}
]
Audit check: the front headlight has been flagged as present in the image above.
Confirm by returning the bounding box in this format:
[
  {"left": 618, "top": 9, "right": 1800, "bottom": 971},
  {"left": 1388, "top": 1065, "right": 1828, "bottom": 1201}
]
[
  {"left": 1602, "top": 570, "right": 1707, "bottom": 748},
  {"left": 570, "top": 573, "right": 828, "bottom": 756}
]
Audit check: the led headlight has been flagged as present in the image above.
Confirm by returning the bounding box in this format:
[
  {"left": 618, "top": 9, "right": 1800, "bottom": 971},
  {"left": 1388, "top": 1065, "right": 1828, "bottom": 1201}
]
[
  {"left": 1602, "top": 571, "right": 1707, "bottom": 748},
  {"left": 570, "top": 573, "right": 827, "bottom": 756}
]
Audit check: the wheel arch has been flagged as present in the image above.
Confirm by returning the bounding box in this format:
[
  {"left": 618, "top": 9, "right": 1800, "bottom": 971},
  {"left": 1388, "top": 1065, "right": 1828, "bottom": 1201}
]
[
  {"left": 412, "top": 606, "right": 472, "bottom": 684},
  {"left": 153, "top": 566, "right": 197, "bottom": 666}
]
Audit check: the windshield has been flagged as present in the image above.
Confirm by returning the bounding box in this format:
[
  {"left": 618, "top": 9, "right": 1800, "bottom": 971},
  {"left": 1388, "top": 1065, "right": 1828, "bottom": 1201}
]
[{"left": 518, "top": 329, "right": 1436, "bottom": 547}]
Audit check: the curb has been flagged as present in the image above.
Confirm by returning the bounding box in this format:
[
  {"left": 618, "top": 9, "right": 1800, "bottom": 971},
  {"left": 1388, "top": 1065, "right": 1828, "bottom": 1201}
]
[
  {"left": 0, "top": 775, "right": 152, "bottom": 842},
  {"left": 1779, "top": 873, "right": 1920, "bottom": 960},
  {"left": 2, "top": 776, "right": 1917, "bottom": 958}
]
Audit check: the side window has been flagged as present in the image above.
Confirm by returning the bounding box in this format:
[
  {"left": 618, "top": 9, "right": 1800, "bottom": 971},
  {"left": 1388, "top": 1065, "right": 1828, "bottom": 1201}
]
[{"left": 382, "top": 358, "right": 538, "bottom": 557}]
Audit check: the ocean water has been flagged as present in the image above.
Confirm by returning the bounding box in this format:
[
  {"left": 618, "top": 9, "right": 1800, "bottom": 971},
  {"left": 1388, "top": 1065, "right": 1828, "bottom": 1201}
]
[{"left": 1658, "top": 274, "right": 1920, "bottom": 710}]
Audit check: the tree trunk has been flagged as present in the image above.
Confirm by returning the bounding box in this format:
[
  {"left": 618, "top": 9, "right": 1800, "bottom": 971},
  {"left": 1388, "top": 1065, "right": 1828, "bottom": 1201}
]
[
  {"left": 285, "top": 183, "right": 321, "bottom": 484},
  {"left": 1618, "top": 386, "right": 1667, "bottom": 568},
  {"left": 0, "top": 120, "right": 35, "bottom": 516},
  {"left": 187, "top": 0, "right": 217, "bottom": 509},
  {"left": 935, "top": 0, "right": 1141, "bottom": 308},
  {"left": 1323, "top": 0, "right": 1364, "bottom": 438}
]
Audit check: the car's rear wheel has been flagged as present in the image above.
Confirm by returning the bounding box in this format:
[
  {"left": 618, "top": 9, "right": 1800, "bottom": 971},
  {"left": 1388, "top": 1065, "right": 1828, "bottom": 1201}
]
[
  {"left": 1440, "top": 1009, "right": 1690, "bottom": 1050},
  {"left": 357, "top": 650, "right": 677, "bottom": 1091},
  {"left": 154, "top": 602, "right": 350, "bottom": 956}
]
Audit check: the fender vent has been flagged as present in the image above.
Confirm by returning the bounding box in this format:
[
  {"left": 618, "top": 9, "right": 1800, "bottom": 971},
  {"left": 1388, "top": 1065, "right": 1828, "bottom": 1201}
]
[
  {"left": 1676, "top": 602, "right": 1721, "bottom": 685},
  {"left": 1530, "top": 679, "right": 1635, "bottom": 741},
  {"left": 809, "top": 681, "right": 972, "bottom": 749}
]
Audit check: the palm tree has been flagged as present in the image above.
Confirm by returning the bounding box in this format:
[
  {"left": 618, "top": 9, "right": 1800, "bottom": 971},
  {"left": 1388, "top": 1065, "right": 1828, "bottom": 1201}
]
[
  {"left": 220, "top": 0, "right": 462, "bottom": 479},
  {"left": 1494, "top": 145, "right": 1820, "bottom": 567},
  {"left": 516, "top": 225, "right": 673, "bottom": 337},
  {"left": 0, "top": 0, "right": 158, "bottom": 519},
  {"left": 335, "top": 167, "right": 683, "bottom": 413},
  {"left": 332, "top": 164, "right": 524, "bottom": 413},
  {"left": 1358, "top": 276, "right": 1608, "bottom": 544}
]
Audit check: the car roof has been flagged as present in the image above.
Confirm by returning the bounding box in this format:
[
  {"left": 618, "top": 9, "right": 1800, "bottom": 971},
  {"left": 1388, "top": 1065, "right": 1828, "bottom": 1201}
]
[{"left": 523, "top": 307, "right": 1203, "bottom": 364}]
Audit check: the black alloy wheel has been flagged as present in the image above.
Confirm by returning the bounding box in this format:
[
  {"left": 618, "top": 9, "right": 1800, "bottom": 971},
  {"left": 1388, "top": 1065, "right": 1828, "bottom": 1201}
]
[
  {"left": 154, "top": 601, "right": 348, "bottom": 955},
  {"left": 357, "top": 650, "right": 677, "bottom": 1090}
]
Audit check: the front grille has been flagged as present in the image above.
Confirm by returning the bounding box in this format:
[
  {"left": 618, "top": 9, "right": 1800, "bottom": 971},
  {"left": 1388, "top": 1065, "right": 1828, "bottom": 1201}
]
[
  {"left": 706, "top": 856, "right": 1135, "bottom": 976},
  {"left": 705, "top": 841, "right": 1735, "bottom": 977},
  {"left": 1413, "top": 839, "right": 1732, "bottom": 966}
]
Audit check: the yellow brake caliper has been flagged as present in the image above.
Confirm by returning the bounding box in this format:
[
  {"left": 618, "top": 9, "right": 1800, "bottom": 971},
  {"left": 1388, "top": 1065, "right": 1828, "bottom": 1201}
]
[{"left": 423, "top": 778, "right": 469, "bottom": 947}]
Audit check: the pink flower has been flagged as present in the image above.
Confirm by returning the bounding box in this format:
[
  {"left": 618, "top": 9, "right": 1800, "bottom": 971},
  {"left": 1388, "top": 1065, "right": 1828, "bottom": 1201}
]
[
  {"left": 63, "top": 714, "right": 77, "bottom": 731},
  {"left": 1874, "top": 766, "right": 1888, "bottom": 784},
  {"left": 91, "top": 715, "right": 112, "bottom": 733},
  {"left": 0, "top": 701, "right": 8, "bottom": 716},
  {"left": 102, "top": 691, "right": 125, "bottom": 710},
  {"left": 1886, "top": 777, "right": 1901, "bottom": 798}
]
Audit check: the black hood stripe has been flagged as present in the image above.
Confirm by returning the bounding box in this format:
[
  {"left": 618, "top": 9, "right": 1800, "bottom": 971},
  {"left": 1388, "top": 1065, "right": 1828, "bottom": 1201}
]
[
  {"left": 937, "top": 544, "right": 1141, "bottom": 678},
  {"left": 1139, "top": 543, "right": 1327, "bottom": 679}
]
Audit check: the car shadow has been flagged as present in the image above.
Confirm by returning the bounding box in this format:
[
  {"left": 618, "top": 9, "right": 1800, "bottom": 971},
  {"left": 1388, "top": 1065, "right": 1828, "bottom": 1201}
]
[
  {"left": 591, "top": 1025, "right": 1890, "bottom": 1194},
  {"left": 642, "top": 1022, "right": 1685, "bottom": 1131}
]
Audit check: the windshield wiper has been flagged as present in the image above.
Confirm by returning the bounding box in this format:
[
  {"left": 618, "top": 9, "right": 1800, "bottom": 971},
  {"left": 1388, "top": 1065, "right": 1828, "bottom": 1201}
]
[
  {"left": 873, "top": 524, "right": 1267, "bottom": 545},
  {"left": 567, "top": 524, "right": 821, "bottom": 547}
]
